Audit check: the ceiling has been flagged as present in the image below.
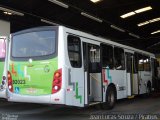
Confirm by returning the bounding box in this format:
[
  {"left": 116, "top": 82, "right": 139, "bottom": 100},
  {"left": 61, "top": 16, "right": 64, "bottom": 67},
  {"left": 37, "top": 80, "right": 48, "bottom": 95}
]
[{"left": 0, "top": 0, "right": 160, "bottom": 54}]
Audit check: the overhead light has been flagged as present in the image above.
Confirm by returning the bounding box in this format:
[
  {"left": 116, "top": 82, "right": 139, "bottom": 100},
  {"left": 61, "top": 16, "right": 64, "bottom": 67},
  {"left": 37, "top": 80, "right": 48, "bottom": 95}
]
[
  {"left": 0, "top": 7, "right": 24, "bottom": 16},
  {"left": 137, "top": 21, "right": 149, "bottom": 27},
  {"left": 149, "top": 17, "right": 160, "bottom": 23},
  {"left": 137, "top": 17, "right": 160, "bottom": 27},
  {"left": 135, "top": 6, "right": 152, "bottom": 13},
  {"left": 3, "top": 11, "right": 12, "bottom": 15},
  {"left": 41, "top": 19, "right": 59, "bottom": 26},
  {"left": 110, "top": 25, "right": 125, "bottom": 32},
  {"left": 48, "top": 0, "right": 69, "bottom": 8},
  {"left": 151, "top": 30, "right": 160, "bottom": 35},
  {"left": 147, "top": 41, "right": 160, "bottom": 49},
  {"left": 120, "top": 6, "right": 152, "bottom": 19},
  {"left": 90, "top": 0, "right": 102, "bottom": 3},
  {"left": 81, "top": 12, "right": 103, "bottom": 23},
  {"left": 129, "top": 33, "right": 140, "bottom": 38},
  {"left": 120, "top": 12, "right": 135, "bottom": 19}
]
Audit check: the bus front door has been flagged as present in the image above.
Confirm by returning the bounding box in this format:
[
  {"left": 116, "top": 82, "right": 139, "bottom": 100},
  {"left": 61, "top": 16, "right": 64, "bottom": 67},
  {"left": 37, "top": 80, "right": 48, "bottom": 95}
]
[{"left": 83, "top": 42, "right": 102, "bottom": 105}]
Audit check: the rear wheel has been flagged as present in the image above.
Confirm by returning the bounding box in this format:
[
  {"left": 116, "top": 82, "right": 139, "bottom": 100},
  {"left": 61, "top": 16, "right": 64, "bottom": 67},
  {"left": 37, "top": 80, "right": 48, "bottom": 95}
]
[{"left": 102, "top": 86, "right": 116, "bottom": 110}]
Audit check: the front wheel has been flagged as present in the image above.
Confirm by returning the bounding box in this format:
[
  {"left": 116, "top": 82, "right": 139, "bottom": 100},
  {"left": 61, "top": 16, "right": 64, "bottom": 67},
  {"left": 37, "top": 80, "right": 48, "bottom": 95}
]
[{"left": 102, "top": 86, "right": 116, "bottom": 110}]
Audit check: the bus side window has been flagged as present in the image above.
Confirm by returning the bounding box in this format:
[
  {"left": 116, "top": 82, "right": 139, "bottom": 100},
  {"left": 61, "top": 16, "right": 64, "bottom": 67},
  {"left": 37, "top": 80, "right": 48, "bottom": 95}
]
[
  {"left": 144, "top": 56, "right": 151, "bottom": 71},
  {"left": 114, "top": 47, "right": 125, "bottom": 70},
  {"left": 133, "top": 55, "right": 138, "bottom": 73},
  {"left": 67, "top": 35, "right": 82, "bottom": 68},
  {"left": 89, "top": 45, "right": 101, "bottom": 73},
  {"left": 137, "top": 53, "right": 144, "bottom": 71},
  {"left": 101, "top": 44, "right": 114, "bottom": 69},
  {"left": 0, "top": 38, "right": 6, "bottom": 59}
]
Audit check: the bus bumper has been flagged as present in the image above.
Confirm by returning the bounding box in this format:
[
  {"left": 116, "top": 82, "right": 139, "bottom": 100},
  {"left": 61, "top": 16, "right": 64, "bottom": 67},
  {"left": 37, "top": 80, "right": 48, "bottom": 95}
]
[
  {"left": 7, "top": 89, "right": 65, "bottom": 105},
  {"left": 0, "top": 89, "right": 7, "bottom": 99}
]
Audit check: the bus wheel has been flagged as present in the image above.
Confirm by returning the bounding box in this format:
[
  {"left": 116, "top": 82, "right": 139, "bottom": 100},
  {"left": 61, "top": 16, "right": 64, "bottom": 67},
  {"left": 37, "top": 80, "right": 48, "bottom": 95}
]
[{"left": 102, "top": 86, "right": 116, "bottom": 110}]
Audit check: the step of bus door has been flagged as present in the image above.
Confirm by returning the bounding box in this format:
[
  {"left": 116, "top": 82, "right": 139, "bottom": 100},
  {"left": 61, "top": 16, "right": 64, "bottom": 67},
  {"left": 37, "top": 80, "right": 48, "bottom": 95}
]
[{"left": 127, "top": 95, "right": 135, "bottom": 99}]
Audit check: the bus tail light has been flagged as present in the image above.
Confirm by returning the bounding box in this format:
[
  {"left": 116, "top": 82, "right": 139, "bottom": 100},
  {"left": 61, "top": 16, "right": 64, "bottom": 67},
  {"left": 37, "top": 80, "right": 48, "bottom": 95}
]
[
  {"left": 52, "top": 68, "right": 62, "bottom": 94},
  {"left": 8, "top": 71, "right": 13, "bottom": 92}
]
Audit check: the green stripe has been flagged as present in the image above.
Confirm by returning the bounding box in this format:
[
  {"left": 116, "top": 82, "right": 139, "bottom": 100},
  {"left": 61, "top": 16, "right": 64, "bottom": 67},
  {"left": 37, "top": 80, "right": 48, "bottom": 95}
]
[{"left": 75, "top": 82, "right": 82, "bottom": 104}]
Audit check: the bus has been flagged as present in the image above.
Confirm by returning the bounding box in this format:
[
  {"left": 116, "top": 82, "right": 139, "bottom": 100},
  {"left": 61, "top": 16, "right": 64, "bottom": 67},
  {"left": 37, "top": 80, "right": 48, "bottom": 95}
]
[
  {"left": 7, "top": 26, "right": 156, "bottom": 109},
  {"left": 0, "top": 36, "right": 8, "bottom": 98}
]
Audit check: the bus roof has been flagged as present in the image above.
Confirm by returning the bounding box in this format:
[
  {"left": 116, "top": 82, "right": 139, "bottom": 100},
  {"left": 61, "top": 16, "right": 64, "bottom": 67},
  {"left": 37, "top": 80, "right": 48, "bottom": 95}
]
[
  {"left": 11, "top": 26, "right": 155, "bottom": 58},
  {"left": 61, "top": 26, "right": 155, "bottom": 58}
]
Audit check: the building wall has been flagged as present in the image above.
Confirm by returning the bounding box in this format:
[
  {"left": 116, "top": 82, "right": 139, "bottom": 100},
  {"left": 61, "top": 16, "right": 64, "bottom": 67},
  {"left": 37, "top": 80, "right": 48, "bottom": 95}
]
[{"left": 0, "top": 19, "right": 10, "bottom": 36}]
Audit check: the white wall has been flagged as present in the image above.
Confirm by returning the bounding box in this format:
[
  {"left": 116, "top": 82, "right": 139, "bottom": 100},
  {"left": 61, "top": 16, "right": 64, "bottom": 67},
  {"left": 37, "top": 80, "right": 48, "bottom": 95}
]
[{"left": 0, "top": 19, "right": 10, "bottom": 36}]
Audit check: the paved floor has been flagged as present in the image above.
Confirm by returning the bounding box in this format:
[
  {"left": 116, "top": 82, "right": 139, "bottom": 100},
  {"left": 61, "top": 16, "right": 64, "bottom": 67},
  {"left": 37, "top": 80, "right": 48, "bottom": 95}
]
[{"left": 0, "top": 96, "right": 159, "bottom": 120}]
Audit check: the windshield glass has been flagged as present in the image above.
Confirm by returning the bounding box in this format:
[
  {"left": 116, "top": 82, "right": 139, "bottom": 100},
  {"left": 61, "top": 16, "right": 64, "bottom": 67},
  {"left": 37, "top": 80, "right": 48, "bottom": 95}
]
[{"left": 12, "top": 30, "right": 56, "bottom": 59}]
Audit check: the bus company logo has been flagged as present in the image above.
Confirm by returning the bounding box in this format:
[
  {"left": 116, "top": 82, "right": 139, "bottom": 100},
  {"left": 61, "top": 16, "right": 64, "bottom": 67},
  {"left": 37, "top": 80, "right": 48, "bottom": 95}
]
[{"left": 44, "top": 65, "right": 50, "bottom": 73}]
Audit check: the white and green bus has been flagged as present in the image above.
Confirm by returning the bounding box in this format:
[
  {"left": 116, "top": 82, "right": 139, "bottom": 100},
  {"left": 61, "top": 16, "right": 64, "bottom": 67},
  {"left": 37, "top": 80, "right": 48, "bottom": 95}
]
[
  {"left": 0, "top": 36, "right": 8, "bottom": 98},
  {"left": 7, "top": 26, "right": 156, "bottom": 109}
]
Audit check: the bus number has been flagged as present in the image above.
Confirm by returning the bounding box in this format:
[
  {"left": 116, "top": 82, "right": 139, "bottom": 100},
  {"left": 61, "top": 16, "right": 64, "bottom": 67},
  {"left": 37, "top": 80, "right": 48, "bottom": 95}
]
[{"left": 13, "top": 80, "right": 26, "bottom": 84}]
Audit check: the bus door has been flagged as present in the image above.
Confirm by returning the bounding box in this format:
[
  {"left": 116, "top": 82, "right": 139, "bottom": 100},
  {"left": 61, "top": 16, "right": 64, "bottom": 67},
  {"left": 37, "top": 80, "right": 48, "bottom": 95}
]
[
  {"left": 126, "top": 52, "right": 135, "bottom": 97},
  {"left": 66, "top": 35, "right": 85, "bottom": 107},
  {"left": 83, "top": 42, "right": 102, "bottom": 105},
  {"left": 151, "top": 58, "right": 159, "bottom": 90},
  {"left": 137, "top": 55, "right": 151, "bottom": 94}
]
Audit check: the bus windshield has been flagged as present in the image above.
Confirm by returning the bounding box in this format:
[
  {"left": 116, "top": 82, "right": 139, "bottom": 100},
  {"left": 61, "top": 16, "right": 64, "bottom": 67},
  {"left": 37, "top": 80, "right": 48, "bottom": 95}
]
[{"left": 12, "top": 30, "right": 56, "bottom": 59}]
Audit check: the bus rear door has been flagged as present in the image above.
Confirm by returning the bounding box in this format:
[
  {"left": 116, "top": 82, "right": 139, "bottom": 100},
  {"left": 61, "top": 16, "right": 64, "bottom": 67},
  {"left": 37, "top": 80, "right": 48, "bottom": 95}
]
[{"left": 83, "top": 42, "right": 102, "bottom": 105}]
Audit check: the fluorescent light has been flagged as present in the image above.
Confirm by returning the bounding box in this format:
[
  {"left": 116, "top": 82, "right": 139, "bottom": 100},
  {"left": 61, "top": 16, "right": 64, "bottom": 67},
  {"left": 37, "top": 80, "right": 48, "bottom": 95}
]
[
  {"left": 129, "top": 33, "right": 140, "bottom": 38},
  {"left": 151, "top": 30, "right": 160, "bottom": 35},
  {"left": 0, "top": 7, "right": 24, "bottom": 16},
  {"left": 135, "top": 6, "right": 152, "bottom": 13},
  {"left": 137, "top": 21, "right": 149, "bottom": 27},
  {"left": 90, "top": 0, "right": 102, "bottom": 3},
  {"left": 137, "top": 17, "right": 160, "bottom": 27},
  {"left": 48, "top": 0, "right": 69, "bottom": 8},
  {"left": 120, "top": 12, "right": 135, "bottom": 19},
  {"left": 41, "top": 19, "right": 59, "bottom": 26},
  {"left": 120, "top": 6, "right": 152, "bottom": 19},
  {"left": 81, "top": 12, "right": 103, "bottom": 23},
  {"left": 3, "top": 11, "right": 12, "bottom": 15},
  {"left": 147, "top": 41, "right": 160, "bottom": 49},
  {"left": 149, "top": 17, "right": 160, "bottom": 23},
  {"left": 110, "top": 25, "right": 125, "bottom": 32}
]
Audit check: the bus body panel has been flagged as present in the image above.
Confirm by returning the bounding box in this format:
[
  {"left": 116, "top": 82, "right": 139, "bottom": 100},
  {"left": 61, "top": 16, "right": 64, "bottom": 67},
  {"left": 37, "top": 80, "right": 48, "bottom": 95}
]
[
  {"left": 0, "top": 36, "right": 8, "bottom": 98},
  {"left": 109, "top": 70, "right": 127, "bottom": 99},
  {"left": 8, "top": 58, "right": 58, "bottom": 95}
]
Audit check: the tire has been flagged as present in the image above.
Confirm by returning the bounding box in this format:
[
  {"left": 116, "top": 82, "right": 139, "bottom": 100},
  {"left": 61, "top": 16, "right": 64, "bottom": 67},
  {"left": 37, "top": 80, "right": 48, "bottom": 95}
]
[{"left": 102, "top": 86, "right": 116, "bottom": 110}]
